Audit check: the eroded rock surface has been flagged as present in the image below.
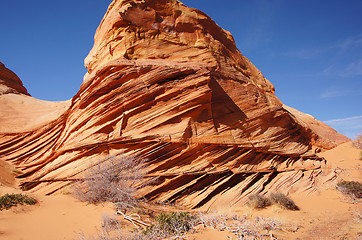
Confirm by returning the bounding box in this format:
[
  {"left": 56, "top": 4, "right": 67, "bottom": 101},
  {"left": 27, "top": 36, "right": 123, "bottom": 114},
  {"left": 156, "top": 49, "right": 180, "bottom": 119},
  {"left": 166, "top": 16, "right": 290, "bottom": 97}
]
[{"left": 0, "top": 0, "right": 349, "bottom": 208}]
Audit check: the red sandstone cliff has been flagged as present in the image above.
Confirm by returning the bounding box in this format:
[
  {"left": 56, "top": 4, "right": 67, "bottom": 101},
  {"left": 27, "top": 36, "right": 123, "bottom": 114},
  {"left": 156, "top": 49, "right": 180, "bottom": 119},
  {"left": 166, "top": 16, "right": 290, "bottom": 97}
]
[{"left": 0, "top": 0, "right": 349, "bottom": 208}]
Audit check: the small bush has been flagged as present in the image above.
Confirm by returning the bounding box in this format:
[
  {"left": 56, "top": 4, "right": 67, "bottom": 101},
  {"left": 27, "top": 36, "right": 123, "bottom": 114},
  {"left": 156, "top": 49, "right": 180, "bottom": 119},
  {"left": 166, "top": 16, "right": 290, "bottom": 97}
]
[
  {"left": 102, "top": 214, "right": 122, "bottom": 232},
  {"left": 269, "top": 193, "right": 299, "bottom": 210},
  {"left": 197, "top": 211, "right": 229, "bottom": 229},
  {"left": 247, "top": 194, "right": 271, "bottom": 209},
  {"left": 139, "top": 212, "right": 196, "bottom": 238},
  {"left": 353, "top": 133, "right": 362, "bottom": 149},
  {"left": 156, "top": 212, "right": 196, "bottom": 234},
  {"left": 337, "top": 181, "right": 362, "bottom": 199},
  {"left": 0, "top": 193, "right": 37, "bottom": 210},
  {"left": 197, "top": 212, "right": 282, "bottom": 239},
  {"left": 73, "top": 155, "right": 145, "bottom": 210}
]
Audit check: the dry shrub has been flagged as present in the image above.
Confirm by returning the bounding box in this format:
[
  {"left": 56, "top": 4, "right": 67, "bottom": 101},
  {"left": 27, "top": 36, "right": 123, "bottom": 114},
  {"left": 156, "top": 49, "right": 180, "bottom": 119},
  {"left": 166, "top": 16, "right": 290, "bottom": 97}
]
[
  {"left": 77, "top": 230, "right": 124, "bottom": 240},
  {"left": 269, "top": 192, "right": 299, "bottom": 211},
  {"left": 337, "top": 181, "right": 362, "bottom": 199},
  {"left": 73, "top": 155, "right": 145, "bottom": 210},
  {"left": 197, "top": 211, "right": 229, "bottom": 230},
  {"left": 247, "top": 194, "right": 271, "bottom": 209},
  {"left": 352, "top": 133, "right": 362, "bottom": 160},
  {"left": 353, "top": 133, "right": 362, "bottom": 149},
  {"left": 78, "top": 211, "right": 284, "bottom": 240},
  {"left": 197, "top": 212, "right": 282, "bottom": 239},
  {"left": 102, "top": 214, "right": 123, "bottom": 232}
]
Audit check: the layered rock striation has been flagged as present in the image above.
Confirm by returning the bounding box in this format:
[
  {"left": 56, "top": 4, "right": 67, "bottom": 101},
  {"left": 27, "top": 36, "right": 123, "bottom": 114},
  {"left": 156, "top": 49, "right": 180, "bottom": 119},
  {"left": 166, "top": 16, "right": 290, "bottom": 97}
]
[{"left": 0, "top": 0, "right": 349, "bottom": 208}]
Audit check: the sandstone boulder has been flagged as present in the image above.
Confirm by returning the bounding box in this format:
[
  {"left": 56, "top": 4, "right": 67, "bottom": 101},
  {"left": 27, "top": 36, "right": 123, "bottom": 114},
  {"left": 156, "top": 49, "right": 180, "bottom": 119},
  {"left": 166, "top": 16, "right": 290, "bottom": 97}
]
[{"left": 0, "top": 0, "right": 349, "bottom": 208}]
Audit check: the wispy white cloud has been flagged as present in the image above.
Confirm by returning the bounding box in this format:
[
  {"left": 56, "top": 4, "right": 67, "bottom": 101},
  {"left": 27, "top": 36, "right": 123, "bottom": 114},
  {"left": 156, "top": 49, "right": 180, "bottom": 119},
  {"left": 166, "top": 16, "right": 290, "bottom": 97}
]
[
  {"left": 241, "top": 0, "right": 280, "bottom": 50},
  {"left": 320, "top": 88, "right": 352, "bottom": 99},
  {"left": 283, "top": 34, "right": 362, "bottom": 59},
  {"left": 278, "top": 35, "right": 362, "bottom": 80},
  {"left": 324, "top": 115, "right": 362, "bottom": 139},
  {"left": 325, "top": 115, "right": 362, "bottom": 124},
  {"left": 333, "top": 35, "right": 362, "bottom": 51},
  {"left": 284, "top": 48, "right": 325, "bottom": 59},
  {"left": 344, "top": 60, "right": 362, "bottom": 76},
  {"left": 320, "top": 85, "right": 362, "bottom": 99},
  {"left": 323, "top": 60, "right": 362, "bottom": 77}
]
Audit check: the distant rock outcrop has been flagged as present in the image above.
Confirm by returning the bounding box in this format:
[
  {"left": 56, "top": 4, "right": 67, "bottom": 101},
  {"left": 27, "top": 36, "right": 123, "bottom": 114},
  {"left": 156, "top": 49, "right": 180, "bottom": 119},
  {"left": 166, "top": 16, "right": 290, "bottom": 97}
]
[
  {"left": 0, "top": 62, "right": 29, "bottom": 96},
  {"left": 0, "top": 0, "right": 349, "bottom": 208}
]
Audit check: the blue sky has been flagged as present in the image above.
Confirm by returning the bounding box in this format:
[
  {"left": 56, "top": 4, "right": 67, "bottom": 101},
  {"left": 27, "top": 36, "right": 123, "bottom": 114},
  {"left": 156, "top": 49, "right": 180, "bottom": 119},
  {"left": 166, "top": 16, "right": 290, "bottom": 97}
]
[{"left": 1, "top": 0, "right": 361, "bottom": 139}]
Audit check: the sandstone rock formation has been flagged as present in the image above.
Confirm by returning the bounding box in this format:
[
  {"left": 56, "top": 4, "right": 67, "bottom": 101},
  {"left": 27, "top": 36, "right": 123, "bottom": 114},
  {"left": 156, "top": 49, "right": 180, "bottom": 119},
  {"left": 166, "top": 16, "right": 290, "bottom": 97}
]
[
  {"left": 0, "top": 0, "right": 349, "bottom": 208},
  {"left": 0, "top": 62, "right": 70, "bottom": 134}
]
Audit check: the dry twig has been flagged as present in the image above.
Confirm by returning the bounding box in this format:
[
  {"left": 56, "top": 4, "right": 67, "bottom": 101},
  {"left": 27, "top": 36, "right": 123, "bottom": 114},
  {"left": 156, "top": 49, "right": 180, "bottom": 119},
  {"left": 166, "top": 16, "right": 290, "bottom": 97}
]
[{"left": 116, "top": 210, "right": 150, "bottom": 227}]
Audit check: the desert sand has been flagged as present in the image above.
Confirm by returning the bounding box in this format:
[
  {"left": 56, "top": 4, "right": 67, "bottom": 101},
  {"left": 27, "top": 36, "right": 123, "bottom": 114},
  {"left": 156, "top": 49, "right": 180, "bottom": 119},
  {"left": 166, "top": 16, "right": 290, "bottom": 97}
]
[{"left": 0, "top": 185, "right": 115, "bottom": 240}]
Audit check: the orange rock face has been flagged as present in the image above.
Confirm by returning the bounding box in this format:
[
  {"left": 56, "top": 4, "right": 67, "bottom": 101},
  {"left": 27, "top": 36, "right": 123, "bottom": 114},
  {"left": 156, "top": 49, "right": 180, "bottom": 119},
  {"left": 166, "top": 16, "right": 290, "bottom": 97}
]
[{"left": 0, "top": 0, "right": 349, "bottom": 208}]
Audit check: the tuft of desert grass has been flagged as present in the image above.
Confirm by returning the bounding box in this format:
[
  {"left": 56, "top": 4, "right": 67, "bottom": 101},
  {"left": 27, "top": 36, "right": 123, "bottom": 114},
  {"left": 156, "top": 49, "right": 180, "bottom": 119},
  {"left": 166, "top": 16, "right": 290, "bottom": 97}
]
[
  {"left": 269, "top": 192, "right": 299, "bottom": 211},
  {"left": 337, "top": 180, "right": 362, "bottom": 199},
  {"left": 197, "top": 212, "right": 282, "bottom": 239},
  {"left": 101, "top": 214, "right": 123, "bottom": 232},
  {"left": 247, "top": 194, "right": 271, "bottom": 209}
]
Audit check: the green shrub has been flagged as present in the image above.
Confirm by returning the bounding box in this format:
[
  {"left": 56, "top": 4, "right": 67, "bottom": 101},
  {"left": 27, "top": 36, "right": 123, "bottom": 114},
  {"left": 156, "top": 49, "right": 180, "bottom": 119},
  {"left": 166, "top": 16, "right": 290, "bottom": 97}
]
[
  {"left": 269, "top": 193, "right": 299, "bottom": 211},
  {"left": 0, "top": 193, "right": 37, "bottom": 210},
  {"left": 247, "top": 194, "right": 271, "bottom": 209},
  {"left": 337, "top": 181, "right": 362, "bottom": 199},
  {"left": 156, "top": 212, "right": 196, "bottom": 234},
  {"left": 141, "top": 212, "right": 197, "bottom": 238}
]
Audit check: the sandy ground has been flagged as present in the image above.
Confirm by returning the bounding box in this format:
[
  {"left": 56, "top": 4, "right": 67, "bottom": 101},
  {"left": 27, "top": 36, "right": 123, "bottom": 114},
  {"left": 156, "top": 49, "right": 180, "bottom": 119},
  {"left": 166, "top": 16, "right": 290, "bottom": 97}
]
[
  {"left": 0, "top": 142, "right": 361, "bottom": 240},
  {"left": 0, "top": 189, "right": 114, "bottom": 240}
]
